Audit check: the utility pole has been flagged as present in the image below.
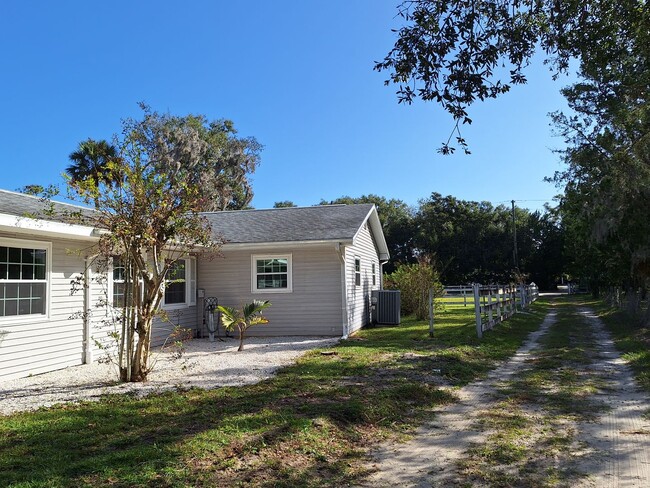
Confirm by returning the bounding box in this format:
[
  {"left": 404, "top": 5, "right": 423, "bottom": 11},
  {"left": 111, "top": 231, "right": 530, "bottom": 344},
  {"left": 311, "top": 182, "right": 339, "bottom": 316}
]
[{"left": 511, "top": 200, "right": 518, "bottom": 270}]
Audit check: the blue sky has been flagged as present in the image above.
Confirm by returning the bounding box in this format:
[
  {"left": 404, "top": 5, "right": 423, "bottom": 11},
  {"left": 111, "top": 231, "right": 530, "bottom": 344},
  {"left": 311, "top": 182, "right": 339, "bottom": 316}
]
[{"left": 0, "top": 1, "right": 572, "bottom": 212}]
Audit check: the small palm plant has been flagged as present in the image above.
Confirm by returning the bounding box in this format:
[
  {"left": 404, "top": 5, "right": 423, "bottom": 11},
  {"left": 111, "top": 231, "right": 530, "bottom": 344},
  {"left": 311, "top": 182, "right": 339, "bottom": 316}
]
[{"left": 218, "top": 300, "right": 271, "bottom": 351}]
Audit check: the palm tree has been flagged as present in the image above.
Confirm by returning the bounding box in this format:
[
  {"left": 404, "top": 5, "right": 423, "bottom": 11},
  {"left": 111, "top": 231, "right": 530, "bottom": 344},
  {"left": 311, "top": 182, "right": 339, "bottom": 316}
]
[
  {"left": 218, "top": 300, "right": 271, "bottom": 351},
  {"left": 66, "top": 138, "right": 120, "bottom": 208}
]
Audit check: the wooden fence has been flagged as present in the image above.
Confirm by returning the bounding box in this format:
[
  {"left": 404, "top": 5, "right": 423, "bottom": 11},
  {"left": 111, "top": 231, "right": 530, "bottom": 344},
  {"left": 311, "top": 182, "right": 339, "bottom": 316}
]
[{"left": 428, "top": 283, "right": 539, "bottom": 338}]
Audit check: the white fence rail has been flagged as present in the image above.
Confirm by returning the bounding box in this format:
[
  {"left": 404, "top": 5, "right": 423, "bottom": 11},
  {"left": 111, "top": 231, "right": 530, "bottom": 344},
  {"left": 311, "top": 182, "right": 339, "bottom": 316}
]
[{"left": 429, "top": 283, "right": 539, "bottom": 338}]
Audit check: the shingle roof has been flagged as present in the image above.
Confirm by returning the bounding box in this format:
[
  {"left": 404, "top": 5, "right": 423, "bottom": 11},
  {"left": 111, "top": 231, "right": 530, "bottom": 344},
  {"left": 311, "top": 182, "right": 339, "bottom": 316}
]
[
  {"left": 202, "top": 204, "right": 376, "bottom": 244},
  {"left": 0, "top": 189, "right": 95, "bottom": 223},
  {"left": 0, "top": 190, "right": 386, "bottom": 254}
]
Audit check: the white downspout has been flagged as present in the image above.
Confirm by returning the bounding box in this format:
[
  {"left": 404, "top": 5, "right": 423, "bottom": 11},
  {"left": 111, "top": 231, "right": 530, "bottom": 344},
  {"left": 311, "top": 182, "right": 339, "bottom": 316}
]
[
  {"left": 83, "top": 256, "right": 93, "bottom": 364},
  {"left": 336, "top": 243, "right": 349, "bottom": 339}
]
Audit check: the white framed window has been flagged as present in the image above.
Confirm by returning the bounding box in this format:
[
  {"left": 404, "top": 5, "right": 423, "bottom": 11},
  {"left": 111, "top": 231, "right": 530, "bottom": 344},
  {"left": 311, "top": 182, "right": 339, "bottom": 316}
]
[
  {"left": 112, "top": 258, "right": 126, "bottom": 308},
  {"left": 252, "top": 254, "right": 292, "bottom": 293},
  {"left": 109, "top": 256, "right": 196, "bottom": 310},
  {"left": 0, "top": 238, "right": 50, "bottom": 320},
  {"left": 354, "top": 257, "right": 361, "bottom": 287},
  {"left": 163, "top": 257, "right": 196, "bottom": 308},
  {"left": 164, "top": 260, "right": 186, "bottom": 305},
  {"left": 372, "top": 262, "right": 376, "bottom": 286}
]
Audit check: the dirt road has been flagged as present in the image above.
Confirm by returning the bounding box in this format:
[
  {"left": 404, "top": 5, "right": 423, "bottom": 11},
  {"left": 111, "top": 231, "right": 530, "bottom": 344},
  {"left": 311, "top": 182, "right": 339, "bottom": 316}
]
[{"left": 361, "top": 305, "right": 650, "bottom": 487}]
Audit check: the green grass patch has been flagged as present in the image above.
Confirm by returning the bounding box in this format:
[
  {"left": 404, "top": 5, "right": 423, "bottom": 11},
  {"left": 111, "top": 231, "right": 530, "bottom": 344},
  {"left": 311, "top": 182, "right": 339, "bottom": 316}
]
[{"left": 0, "top": 300, "right": 550, "bottom": 487}]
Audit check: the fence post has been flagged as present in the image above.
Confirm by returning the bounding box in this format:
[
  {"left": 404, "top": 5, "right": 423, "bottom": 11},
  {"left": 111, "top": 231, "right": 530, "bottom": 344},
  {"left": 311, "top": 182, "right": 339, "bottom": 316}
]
[
  {"left": 496, "top": 285, "right": 502, "bottom": 323},
  {"left": 473, "top": 283, "right": 482, "bottom": 338},
  {"left": 463, "top": 287, "right": 467, "bottom": 307},
  {"left": 428, "top": 287, "right": 434, "bottom": 338},
  {"left": 487, "top": 290, "right": 493, "bottom": 329}
]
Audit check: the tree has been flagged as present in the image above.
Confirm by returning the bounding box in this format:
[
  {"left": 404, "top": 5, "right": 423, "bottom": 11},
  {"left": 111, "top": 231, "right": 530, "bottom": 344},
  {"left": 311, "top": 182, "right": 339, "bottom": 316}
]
[
  {"left": 549, "top": 3, "right": 650, "bottom": 310},
  {"left": 67, "top": 105, "right": 262, "bottom": 381},
  {"left": 218, "top": 300, "right": 271, "bottom": 351},
  {"left": 376, "top": 0, "right": 641, "bottom": 153},
  {"left": 66, "top": 139, "right": 121, "bottom": 207},
  {"left": 274, "top": 200, "right": 297, "bottom": 208}
]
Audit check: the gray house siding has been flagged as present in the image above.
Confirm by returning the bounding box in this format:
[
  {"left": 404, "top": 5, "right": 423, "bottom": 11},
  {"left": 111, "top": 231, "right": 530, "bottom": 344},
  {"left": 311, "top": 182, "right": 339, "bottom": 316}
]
[
  {"left": 0, "top": 232, "right": 195, "bottom": 380},
  {"left": 0, "top": 235, "right": 91, "bottom": 380},
  {"left": 198, "top": 245, "right": 343, "bottom": 336},
  {"left": 345, "top": 223, "right": 381, "bottom": 335}
]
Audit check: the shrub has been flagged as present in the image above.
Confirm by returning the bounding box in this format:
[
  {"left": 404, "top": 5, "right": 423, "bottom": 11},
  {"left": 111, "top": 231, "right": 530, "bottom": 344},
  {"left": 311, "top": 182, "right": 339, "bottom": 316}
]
[{"left": 384, "top": 258, "right": 443, "bottom": 319}]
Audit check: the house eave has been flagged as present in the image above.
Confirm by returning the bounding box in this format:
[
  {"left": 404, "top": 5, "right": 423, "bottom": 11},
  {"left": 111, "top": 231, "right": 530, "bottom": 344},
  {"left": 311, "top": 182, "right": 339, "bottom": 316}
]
[{"left": 0, "top": 213, "right": 100, "bottom": 241}]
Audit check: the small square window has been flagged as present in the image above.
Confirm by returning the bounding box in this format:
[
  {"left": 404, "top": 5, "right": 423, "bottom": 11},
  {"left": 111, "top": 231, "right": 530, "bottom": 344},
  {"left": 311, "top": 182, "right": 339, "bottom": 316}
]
[{"left": 252, "top": 255, "right": 292, "bottom": 293}]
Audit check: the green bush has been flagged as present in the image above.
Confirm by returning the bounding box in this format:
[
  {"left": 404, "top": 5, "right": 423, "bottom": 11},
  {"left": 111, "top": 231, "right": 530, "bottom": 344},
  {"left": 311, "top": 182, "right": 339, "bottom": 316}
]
[{"left": 384, "top": 259, "right": 443, "bottom": 319}]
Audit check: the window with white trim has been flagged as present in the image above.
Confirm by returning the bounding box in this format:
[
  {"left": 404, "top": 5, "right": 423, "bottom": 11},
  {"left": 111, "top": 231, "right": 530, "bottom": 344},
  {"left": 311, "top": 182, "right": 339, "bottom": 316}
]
[
  {"left": 354, "top": 257, "right": 361, "bottom": 287},
  {"left": 109, "top": 257, "right": 196, "bottom": 309},
  {"left": 252, "top": 254, "right": 292, "bottom": 293},
  {"left": 372, "top": 263, "right": 376, "bottom": 286},
  {"left": 0, "top": 242, "right": 48, "bottom": 318},
  {"left": 162, "top": 257, "right": 196, "bottom": 308},
  {"left": 112, "top": 258, "right": 126, "bottom": 308},
  {"left": 164, "top": 260, "right": 186, "bottom": 305}
]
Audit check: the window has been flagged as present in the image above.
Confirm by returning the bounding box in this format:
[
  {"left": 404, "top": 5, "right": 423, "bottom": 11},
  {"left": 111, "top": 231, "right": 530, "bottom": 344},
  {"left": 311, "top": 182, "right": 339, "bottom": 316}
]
[
  {"left": 162, "top": 257, "right": 196, "bottom": 308},
  {"left": 112, "top": 259, "right": 126, "bottom": 307},
  {"left": 354, "top": 258, "right": 361, "bottom": 287},
  {"left": 252, "top": 254, "right": 292, "bottom": 293},
  {"left": 164, "top": 260, "right": 186, "bottom": 305},
  {"left": 372, "top": 263, "right": 376, "bottom": 286},
  {"left": 109, "top": 257, "right": 195, "bottom": 309},
  {"left": 0, "top": 241, "right": 48, "bottom": 318}
]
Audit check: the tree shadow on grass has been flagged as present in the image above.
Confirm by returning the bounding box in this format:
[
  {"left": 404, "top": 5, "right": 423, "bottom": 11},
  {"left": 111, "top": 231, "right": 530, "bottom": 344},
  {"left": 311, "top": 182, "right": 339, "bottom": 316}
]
[{"left": 0, "top": 355, "right": 456, "bottom": 487}]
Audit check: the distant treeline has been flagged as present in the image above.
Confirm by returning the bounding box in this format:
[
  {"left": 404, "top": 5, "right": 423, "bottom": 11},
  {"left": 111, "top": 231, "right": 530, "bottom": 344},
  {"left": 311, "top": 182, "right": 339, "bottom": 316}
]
[{"left": 276, "top": 194, "right": 564, "bottom": 290}]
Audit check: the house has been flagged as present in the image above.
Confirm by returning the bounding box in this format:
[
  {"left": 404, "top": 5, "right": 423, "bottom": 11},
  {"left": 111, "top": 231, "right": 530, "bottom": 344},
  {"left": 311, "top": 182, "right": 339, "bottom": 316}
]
[{"left": 0, "top": 189, "right": 389, "bottom": 381}]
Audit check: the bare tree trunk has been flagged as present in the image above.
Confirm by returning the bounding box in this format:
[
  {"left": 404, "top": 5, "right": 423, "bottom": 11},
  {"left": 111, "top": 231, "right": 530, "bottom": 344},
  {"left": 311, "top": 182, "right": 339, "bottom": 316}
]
[
  {"left": 238, "top": 325, "right": 245, "bottom": 352},
  {"left": 131, "top": 316, "right": 153, "bottom": 381}
]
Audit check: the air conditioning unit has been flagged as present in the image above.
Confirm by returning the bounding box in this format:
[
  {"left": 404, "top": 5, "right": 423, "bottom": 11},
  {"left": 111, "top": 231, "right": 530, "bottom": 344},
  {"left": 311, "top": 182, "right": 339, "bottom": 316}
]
[{"left": 372, "top": 290, "right": 401, "bottom": 325}]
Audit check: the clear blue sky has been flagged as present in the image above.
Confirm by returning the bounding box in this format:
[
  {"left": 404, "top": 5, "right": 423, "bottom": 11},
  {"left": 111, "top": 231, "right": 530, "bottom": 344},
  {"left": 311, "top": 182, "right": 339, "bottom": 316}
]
[{"left": 0, "top": 0, "right": 572, "bottom": 212}]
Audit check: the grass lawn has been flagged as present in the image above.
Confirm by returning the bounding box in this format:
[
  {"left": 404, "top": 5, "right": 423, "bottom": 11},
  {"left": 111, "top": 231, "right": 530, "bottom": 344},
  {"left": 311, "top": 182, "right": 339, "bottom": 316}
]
[{"left": 0, "top": 300, "right": 550, "bottom": 487}]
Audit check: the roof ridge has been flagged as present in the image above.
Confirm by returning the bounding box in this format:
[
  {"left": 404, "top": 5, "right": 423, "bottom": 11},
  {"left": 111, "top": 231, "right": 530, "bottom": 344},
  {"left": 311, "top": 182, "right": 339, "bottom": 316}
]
[{"left": 200, "top": 203, "right": 374, "bottom": 215}]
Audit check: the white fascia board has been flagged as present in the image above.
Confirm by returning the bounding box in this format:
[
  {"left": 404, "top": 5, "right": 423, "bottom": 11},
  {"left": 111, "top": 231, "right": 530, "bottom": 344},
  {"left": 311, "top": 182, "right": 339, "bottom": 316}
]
[
  {"left": 220, "top": 239, "right": 353, "bottom": 251},
  {"left": 0, "top": 213, "right": 99, "bottom": 241},
  {"left": 352, "top": 206, "right": 390, "bottom": 261}
]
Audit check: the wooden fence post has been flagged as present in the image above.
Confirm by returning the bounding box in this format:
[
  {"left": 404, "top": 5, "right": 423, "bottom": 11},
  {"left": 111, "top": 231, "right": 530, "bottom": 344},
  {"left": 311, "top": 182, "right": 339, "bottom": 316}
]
[
  {"left": 428, "top": 287, "right": 434, "bottom": 338},
  {"left": 487, "top": 290, "right": 493, "bottom": 329},
  {"left": 473, "top": 283, "right": 482, "bottom": 338}
]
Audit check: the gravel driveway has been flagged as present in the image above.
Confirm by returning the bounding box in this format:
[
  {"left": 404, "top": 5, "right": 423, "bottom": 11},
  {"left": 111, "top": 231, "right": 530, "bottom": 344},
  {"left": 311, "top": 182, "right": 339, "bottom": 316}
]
[{"left": 0, "top": 336, "right": 338, "bottom": 416}]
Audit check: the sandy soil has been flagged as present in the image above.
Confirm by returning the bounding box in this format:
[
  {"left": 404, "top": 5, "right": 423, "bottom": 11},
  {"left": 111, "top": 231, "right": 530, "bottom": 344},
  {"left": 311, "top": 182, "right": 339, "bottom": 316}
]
[{"left": 0, "top": 336, "right": 338, "bottom": 416}]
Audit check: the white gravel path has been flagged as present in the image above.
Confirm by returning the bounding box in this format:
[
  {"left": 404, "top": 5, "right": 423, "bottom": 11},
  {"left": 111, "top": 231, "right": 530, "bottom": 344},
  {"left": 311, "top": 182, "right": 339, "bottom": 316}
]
[{"left": 0, "top": 336, "right": 338, "bottom": 416}]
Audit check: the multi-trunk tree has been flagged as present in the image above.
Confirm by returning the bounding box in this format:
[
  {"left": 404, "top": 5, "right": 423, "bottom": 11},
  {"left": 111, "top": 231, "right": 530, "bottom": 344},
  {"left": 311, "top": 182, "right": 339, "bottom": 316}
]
[{"left": 65, "top": 105, "right": 262, "bottom": 381}]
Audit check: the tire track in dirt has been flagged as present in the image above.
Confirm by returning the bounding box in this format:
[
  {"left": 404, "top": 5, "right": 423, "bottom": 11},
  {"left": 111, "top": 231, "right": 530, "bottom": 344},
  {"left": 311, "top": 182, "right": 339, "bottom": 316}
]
[
  {"left": 573, "top": 308, "right": 650, "bottom": 487},
  {"left": 359, "top": 310, "right": 558, "bottom": 487}
]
